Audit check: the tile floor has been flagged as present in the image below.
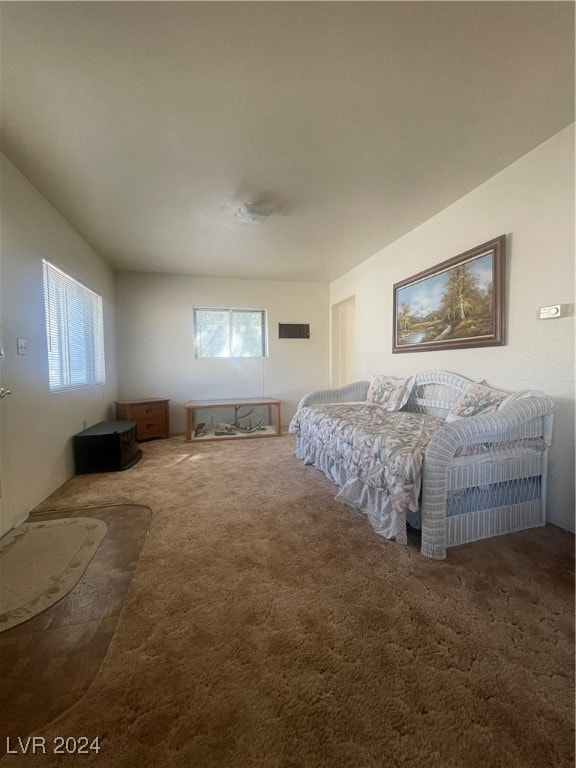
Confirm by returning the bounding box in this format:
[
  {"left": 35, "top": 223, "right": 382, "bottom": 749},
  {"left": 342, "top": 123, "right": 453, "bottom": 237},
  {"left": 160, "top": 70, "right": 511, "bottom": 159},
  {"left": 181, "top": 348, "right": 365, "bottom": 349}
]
[{"left": 0, "top": 505, "right": 151, "bottom": 751}]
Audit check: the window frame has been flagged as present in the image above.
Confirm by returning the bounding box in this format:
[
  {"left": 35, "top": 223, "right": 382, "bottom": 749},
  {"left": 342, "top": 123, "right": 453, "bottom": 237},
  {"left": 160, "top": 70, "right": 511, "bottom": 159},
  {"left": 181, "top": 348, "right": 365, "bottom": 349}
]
[
  {"left": 42, "top": 259, "right": 105, "bottom": 392},
  {"left": 193, "top": 307, "right": 268, "bottom": 359}
]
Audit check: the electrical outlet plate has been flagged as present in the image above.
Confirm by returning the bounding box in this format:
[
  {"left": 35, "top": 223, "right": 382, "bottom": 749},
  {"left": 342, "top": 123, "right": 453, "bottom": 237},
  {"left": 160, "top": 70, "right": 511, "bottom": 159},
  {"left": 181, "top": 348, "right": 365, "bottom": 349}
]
[
  {"left": 17, "top": 338, "right": 28, "bottom": 354},
  {"left": 539, "top": 305, "right": 562, "bottom": 319}
]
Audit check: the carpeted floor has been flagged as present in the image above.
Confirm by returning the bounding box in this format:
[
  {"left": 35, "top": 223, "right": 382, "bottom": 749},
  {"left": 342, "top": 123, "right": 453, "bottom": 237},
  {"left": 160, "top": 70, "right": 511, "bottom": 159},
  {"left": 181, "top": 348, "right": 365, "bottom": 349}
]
[{"left": 2, "top": 435, "right": 573, "bottom": 768}]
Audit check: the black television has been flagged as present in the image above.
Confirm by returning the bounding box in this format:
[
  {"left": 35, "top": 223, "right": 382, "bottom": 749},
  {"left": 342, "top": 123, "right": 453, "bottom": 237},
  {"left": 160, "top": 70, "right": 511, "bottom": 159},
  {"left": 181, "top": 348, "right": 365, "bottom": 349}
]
[{"left": 73, "top": 420, "right": 142, "bottom": 474}]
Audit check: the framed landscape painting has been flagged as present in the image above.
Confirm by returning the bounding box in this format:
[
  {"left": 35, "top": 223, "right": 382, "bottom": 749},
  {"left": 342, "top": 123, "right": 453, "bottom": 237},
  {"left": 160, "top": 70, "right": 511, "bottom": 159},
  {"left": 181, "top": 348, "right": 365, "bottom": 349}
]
[{"left": 393, "top": 235, "right": 506, "bottom": 353}]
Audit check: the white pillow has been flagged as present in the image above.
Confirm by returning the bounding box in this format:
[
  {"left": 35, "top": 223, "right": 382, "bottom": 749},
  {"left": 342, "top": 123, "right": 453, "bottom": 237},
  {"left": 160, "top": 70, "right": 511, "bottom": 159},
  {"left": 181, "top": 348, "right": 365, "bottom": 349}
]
[
  {"left": 366, "top": 375, "right": 415, "bottom": 411},
  {"left": 446, "top": 382, "right": 509, "bottom": 423},
  {"left": 498, "top": 390, "right": 542, "bottom": 410}
]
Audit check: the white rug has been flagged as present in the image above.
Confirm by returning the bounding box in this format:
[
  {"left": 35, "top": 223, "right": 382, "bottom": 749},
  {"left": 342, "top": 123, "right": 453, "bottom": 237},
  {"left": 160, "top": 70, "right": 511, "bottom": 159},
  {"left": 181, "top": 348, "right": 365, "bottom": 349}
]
[{"left": 0, "top": 517, "right": 107, "bottom": 632}]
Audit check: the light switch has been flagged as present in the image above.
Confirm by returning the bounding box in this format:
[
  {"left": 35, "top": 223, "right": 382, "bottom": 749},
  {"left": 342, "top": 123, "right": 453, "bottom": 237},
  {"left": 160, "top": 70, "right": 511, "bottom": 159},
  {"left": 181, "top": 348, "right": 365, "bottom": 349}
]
[
  {"left": 17, "top": 338, "right": 28, "bottom": 355},
  {"left": 539, "top": 305, "right": 562, "bottom": 319}
]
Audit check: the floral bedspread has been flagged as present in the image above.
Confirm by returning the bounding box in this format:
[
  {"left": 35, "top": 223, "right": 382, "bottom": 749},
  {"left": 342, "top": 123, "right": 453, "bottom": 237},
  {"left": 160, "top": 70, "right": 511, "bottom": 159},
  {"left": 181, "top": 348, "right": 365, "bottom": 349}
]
[{"left": 289, "top": 403, "right": 444, "bottom": 539}]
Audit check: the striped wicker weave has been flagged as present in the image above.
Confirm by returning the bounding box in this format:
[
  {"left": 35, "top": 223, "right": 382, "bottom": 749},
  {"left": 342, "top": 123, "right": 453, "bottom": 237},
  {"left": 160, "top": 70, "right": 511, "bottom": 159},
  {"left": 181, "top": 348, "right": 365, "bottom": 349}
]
[{"left": 292, "top": 371, "right": 556, "bottom": 559}]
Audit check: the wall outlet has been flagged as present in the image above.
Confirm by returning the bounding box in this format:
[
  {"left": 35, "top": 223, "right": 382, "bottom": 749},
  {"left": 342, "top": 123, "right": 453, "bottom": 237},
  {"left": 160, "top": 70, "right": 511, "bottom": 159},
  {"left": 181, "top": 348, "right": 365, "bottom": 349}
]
[{"left": 17, "top": 338, "right": 28, "bottom": 355}]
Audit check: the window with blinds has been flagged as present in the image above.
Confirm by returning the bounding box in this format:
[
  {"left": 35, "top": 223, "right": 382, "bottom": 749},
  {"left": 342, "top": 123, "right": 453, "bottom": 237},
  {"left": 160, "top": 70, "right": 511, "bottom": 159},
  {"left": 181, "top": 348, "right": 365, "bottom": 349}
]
[
  {"left": 193, "top": 308, "right": 267, "bottom": 358},
  {"left": 42, "top": 259, "right": 105, "bottom": 391}
]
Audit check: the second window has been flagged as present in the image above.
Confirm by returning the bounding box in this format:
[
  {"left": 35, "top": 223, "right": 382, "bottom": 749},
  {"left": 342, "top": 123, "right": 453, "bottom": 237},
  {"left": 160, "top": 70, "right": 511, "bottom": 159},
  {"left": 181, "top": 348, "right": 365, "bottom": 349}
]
[{"left": 193, "top": 308, "right": 268, "bottom": 359}]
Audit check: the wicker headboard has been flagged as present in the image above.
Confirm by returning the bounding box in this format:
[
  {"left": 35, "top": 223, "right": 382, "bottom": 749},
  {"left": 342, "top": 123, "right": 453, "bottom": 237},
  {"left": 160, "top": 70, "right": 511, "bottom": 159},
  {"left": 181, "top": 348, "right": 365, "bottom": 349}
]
[{"left": 402, "top": 370, "right": 475, "bottom": 420}]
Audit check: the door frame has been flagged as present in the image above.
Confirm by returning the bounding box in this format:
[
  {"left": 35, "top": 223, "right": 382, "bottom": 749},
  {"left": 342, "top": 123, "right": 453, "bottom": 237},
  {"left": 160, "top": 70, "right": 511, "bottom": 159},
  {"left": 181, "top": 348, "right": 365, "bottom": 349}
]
[{"left": 330, "top": 295, "right": 356, "bottom": 388}]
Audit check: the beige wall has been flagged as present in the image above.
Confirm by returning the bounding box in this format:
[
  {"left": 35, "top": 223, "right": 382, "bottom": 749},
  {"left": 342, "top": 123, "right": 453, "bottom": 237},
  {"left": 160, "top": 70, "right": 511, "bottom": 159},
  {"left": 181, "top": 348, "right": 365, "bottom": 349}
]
[
  {"left": 115, "top": 273, "right": 330, "bottom": 432},
  {"left": 0, "top": 156, "right": 118, "bottom": 536},
  {"left": 330, "top": 125, "right": 575, "bottom": 533}
]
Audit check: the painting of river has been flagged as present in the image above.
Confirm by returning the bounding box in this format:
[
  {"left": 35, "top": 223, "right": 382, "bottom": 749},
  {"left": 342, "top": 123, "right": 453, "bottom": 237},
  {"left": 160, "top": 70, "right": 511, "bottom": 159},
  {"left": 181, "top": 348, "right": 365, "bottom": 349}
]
[{"left": 393, "top": 236, "right": 505, "bottom": 353}]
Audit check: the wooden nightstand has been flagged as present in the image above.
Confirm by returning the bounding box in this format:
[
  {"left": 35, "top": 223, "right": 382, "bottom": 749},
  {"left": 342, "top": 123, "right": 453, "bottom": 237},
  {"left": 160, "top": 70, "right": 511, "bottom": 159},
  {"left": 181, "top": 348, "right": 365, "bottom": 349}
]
[{"left": 114, "top": 399, "right": 170, "bottom": 441}]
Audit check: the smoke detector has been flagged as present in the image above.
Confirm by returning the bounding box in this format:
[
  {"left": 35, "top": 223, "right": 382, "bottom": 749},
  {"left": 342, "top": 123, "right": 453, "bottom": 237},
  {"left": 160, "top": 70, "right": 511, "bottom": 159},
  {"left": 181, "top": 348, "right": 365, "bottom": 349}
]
[{"left": 235, "top": 202, "right": 273, "bottom": 224}]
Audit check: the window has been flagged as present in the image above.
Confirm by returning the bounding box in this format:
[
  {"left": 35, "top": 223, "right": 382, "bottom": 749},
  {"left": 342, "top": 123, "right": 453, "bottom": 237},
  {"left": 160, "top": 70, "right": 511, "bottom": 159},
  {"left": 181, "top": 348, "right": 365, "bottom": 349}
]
[
  {"left": 193, "top": 307, "right": 267, "bottom": 358},
  {"left": 42, "top": 259, "right": 105, "bottom": 391}
]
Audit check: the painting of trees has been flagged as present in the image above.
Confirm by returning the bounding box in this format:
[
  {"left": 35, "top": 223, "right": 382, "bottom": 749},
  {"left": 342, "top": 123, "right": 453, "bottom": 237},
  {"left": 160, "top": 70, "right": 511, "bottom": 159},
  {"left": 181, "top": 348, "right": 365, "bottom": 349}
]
[
  {"left": 440, "top": 264, "right": 479, "bottom": 322},
  {"left": 393, "top": 236, "right": 505, "bottom": 352},
  {"left": 435, "top": 262, "right": 494, "bottom": 339}
]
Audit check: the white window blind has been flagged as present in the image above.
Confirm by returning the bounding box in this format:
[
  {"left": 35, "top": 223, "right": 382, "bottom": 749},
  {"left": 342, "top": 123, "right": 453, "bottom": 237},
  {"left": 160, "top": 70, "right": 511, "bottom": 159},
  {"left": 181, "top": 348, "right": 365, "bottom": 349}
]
[
  {"left": 193, "top": 308, "right": 267, "bottom": 358},
  {"left": 42, "top": 259, "right": 105, "bottom": 391}
]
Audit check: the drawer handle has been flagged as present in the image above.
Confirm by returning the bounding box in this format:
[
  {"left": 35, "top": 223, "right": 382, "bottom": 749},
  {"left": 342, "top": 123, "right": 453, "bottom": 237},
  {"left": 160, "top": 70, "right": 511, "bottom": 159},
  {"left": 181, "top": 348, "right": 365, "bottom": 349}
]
[{"left": 146, "top": 423, "right": 154, "bottom": 428}]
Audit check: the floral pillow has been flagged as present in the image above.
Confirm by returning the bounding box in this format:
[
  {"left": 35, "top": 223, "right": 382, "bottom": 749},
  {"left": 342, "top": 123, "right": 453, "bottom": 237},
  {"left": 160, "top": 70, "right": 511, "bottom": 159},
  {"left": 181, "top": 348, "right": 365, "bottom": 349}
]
[
  {"left": 367, "top": 375, "right": 415, "bottom": 411},
  {"left": 446, "top": 382, "right": 509, "bottom": 423}
]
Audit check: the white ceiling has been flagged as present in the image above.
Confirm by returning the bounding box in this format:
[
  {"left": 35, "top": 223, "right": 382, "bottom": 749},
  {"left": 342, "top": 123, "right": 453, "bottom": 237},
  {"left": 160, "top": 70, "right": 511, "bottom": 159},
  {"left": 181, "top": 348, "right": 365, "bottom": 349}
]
[{"left": 1, "top": 2, "right": 574, "bottom": 282}]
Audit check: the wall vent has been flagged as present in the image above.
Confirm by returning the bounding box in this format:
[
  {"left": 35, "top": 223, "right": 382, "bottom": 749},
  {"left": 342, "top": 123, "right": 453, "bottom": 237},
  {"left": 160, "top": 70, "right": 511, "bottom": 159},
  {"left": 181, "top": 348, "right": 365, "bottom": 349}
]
[{"left": 278, "top": 323, "right": 310, "bottom": 339}]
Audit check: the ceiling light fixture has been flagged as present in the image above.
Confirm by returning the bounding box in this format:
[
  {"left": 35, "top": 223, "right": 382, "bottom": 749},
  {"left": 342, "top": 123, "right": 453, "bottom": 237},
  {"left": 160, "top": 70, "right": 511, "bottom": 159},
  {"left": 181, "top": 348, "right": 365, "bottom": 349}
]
[{"left": 235, "top": 202, "right": 273, "bottom": 224}]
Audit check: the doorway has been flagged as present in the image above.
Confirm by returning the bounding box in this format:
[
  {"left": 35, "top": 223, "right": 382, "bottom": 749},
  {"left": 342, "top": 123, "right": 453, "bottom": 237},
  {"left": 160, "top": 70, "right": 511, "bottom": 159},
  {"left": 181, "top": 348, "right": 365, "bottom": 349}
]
[{"left": 331, "top": 296, "right": 356, "bottom": 387}]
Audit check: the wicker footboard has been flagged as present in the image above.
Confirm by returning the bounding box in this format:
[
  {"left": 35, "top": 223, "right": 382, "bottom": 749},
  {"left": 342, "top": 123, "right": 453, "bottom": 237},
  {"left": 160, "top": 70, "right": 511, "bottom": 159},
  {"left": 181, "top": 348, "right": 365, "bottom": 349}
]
[{"left": 420, "top": 396, "right": 555, "bottom": 559}]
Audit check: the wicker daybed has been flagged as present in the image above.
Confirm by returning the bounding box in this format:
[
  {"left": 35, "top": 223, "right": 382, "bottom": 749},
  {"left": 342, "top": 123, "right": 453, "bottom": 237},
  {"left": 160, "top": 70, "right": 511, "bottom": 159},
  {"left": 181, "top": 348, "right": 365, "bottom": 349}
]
[{"left": 289, "top": 370, "right": 557, "bottom": 559}]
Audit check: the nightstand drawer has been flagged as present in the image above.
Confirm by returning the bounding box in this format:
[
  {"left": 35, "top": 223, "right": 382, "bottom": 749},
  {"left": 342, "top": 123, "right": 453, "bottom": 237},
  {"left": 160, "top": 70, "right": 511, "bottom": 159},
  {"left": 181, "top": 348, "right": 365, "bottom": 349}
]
[
  {"left": 129, "top": 403, "right": 166, "bottom": 421},
  {"left": 137, "top": 418, "right": 166, "bottom": 439},
  {"left": 114, "top": 398, "right": 170, "bottom": 440}
]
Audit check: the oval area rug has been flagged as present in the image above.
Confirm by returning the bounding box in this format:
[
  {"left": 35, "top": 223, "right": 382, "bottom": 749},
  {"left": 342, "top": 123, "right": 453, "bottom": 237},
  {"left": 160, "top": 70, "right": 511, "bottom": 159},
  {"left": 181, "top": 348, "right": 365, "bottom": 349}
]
[{"left": 0, "top": 517, "right": 107, "bottom": 632}]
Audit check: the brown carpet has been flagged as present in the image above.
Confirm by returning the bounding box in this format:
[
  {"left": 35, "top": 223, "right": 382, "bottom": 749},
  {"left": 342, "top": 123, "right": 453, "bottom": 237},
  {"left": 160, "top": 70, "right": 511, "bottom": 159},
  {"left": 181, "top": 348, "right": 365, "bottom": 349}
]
[{"left": 3, "top": 435, "right": 573, "bottom": 768}]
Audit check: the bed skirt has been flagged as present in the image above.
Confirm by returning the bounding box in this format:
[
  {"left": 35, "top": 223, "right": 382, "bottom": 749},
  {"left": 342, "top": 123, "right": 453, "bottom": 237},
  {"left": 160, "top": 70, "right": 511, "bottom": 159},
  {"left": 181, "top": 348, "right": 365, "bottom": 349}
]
[{"left": 295, "top": 437, "right": 418, "bottom": 545}]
